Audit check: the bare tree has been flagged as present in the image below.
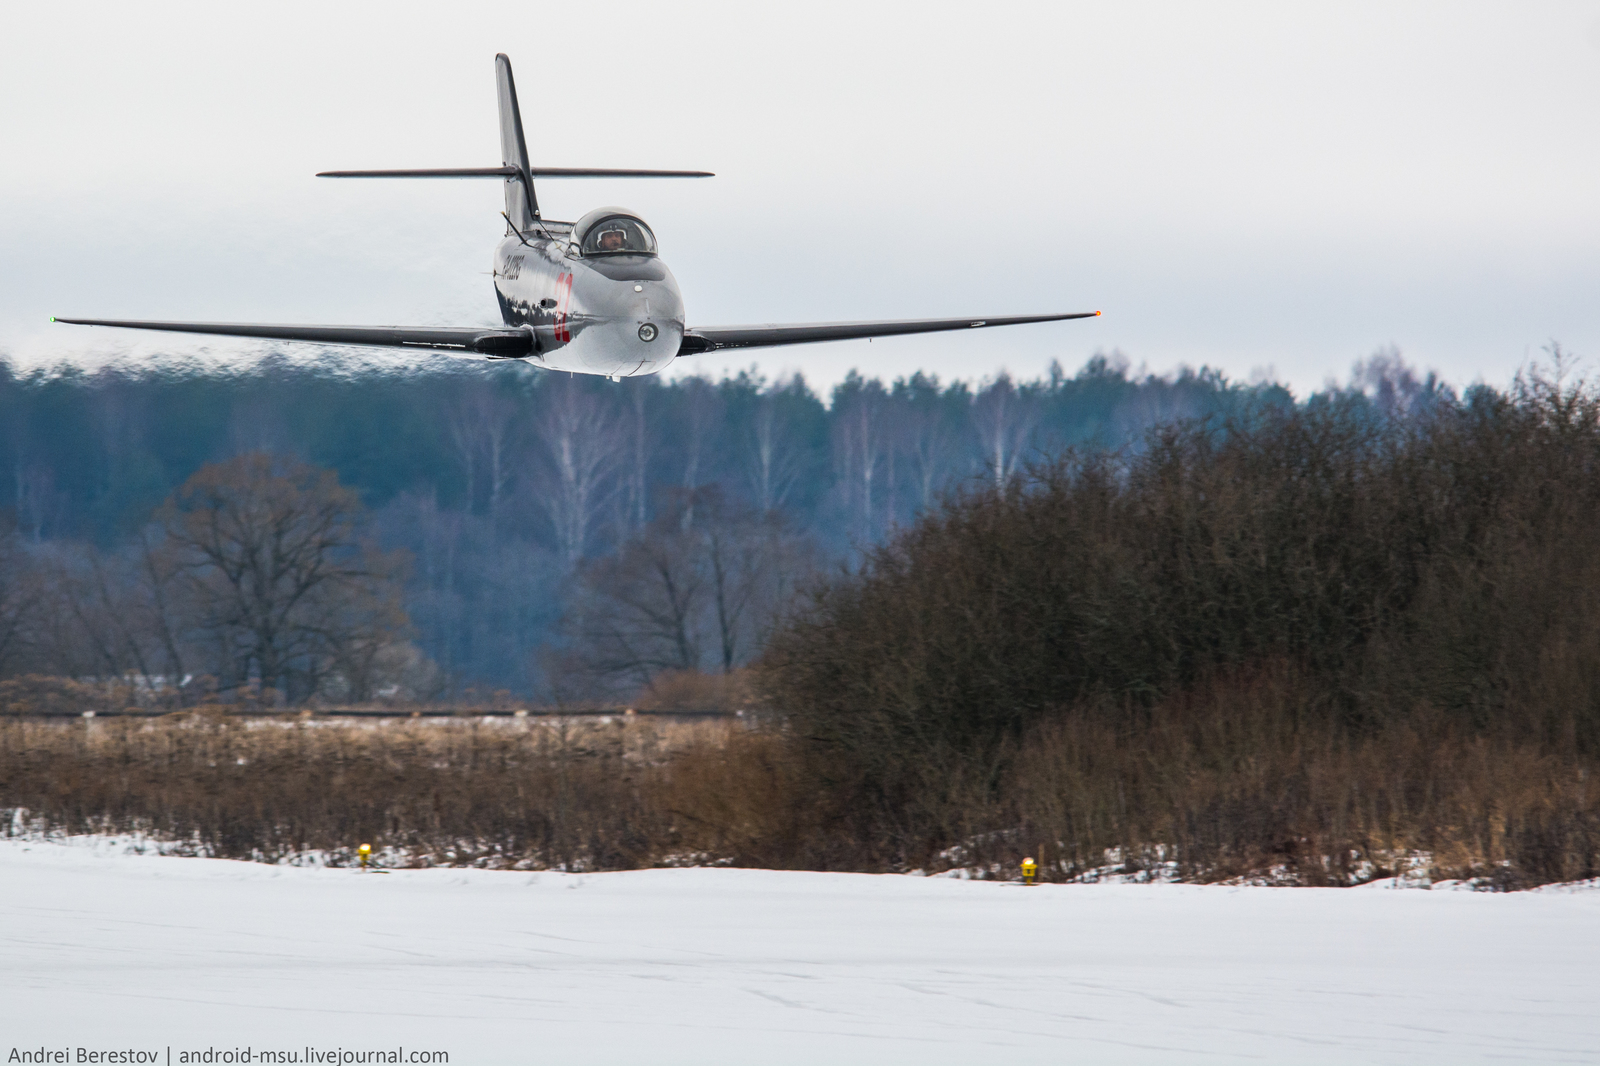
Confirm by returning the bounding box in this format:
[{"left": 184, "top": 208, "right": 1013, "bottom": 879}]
[
  {"left": 0, "top": 518, "right": 40, "bottom": 672},
  {"left": 895, "top": 373, "right": 964, "bottom": 512},
  {"left": 972, "top": 373, "right": 1038, "bottom": 489},
  {"left": 1352, "top": 346, "right": 1429, "bottom": 418},
  {"left": 13, "top": 462, "right": 65, "bottom": 543},
  {"left": 21, "top": 530, "right": 193, "bottom": 703},
  {"left": 832, "top": 373, "right": 888, "bottom": 539},
  {"left": 561, "top": 489, "right": 816, "bottom": 695},
  {"left": 134, "top": 529, "right": 192, "bottom": 688},
  {"left": 676, "top": 376, "right": 722, "bottom": 529},
  {"left": 623, "top": 378, "right": 653, "bottom": 533},
  {"left": 49, "top": 545, "right": 151, "bottom": 684},
  {"left": 745, "top": 385, "right": 805, "bottom": 514},
  {"left": 566, "top": 509, "right": 708, "bottom": 694},
  {"left": 560, "top": 486, "right": 812, "bottom": 694},
  {"left": 602, "top": 379, "right": 653, "bottom": 548},
  {"left": 445, "top": 384, "right": 522, "bottom": 520},
  {"left": 88, "top": 367, "right": 149, "bottom": 505},
  {"left": 703, "top": 493, "right": 813, "bottom": 672},
  {"left": 161, "top": 453, "right": 410, "bottom": 703},
  {"left": 383, "top": 490, "right": 464, "bottom": 682},
  {"left": 443, "top": 399, "right": 481, "bottom": 515},
  {"left": 530, "top": 378, "right": 622, "bottom": 566}
]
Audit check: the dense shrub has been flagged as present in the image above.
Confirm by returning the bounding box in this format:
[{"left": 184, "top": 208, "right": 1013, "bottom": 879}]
[{"left": 759, "top": 364, "right": 1600, "bottom": 874}]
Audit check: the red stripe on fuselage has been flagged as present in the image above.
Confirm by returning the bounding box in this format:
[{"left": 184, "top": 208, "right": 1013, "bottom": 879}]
[{"left": 554, "top": 272, "right": 574, "bottom": 343}]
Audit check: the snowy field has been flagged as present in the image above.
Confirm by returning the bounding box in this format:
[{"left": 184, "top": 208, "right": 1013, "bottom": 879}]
[{"left": 2, "top": 840, "right": 1598, "bottom": 1065}]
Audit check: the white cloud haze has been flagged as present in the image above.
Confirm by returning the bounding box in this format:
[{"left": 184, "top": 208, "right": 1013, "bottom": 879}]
[{"left": 4, "top": 1, "right": 1600, "bottom": 396}]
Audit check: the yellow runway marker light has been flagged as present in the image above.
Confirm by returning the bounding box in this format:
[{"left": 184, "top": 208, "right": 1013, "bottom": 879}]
[
  {"left": 1021, "top": 857, "right": 1038, "bottom": 886},
  {"left": 358, "top": 843, "right": 372, "bottom": 869}
]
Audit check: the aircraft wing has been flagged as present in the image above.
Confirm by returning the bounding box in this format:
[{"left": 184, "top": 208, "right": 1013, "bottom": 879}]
[
  {"left": 678, "top": 311, "right": 1100, "bottom": 354},
  {"left": 51, "top": 318, "right": 534, "bottom": 357}
]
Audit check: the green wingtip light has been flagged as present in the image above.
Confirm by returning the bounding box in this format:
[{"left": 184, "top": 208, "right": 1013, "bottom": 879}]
[{"left": 49, "top": 317, "right": 56, "bottom": 322}]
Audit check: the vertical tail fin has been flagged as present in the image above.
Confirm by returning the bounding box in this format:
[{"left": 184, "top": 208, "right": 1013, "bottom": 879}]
[{"left": 495, "top": 53, "right": 539, "bottom": 228}]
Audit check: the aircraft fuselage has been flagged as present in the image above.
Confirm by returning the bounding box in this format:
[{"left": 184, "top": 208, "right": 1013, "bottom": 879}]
[{"left": 492, "top": 228, "right": 684, "bottom": 378}]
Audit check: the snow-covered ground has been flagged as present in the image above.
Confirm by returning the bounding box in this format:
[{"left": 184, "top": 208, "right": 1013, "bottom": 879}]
[{"left": 2, "top": 839, "right": 1597, "bottom": 1065}]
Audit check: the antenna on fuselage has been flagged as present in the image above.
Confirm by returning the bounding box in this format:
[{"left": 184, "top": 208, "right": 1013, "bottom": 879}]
[{"left": 501, "top": 211, "right": 542, "bottom": 247}]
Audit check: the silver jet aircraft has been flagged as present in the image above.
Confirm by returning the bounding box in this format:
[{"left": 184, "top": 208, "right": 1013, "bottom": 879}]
[{"left": 58, "top": 55, "right": 1099, "bottom": 377}]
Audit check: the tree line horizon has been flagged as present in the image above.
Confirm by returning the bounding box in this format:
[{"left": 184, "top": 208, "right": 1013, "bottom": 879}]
[{"left": 0, "top": 345, "right": 1455, "bottom": 697}]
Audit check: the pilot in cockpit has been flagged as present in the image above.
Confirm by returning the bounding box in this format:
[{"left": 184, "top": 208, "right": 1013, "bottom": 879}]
[{"left": 597, "top": 228, "right": 627, "bottom": 252}]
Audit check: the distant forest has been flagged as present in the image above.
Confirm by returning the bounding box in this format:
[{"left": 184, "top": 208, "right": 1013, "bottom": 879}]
[{"left": 0, "top": 347, "right": 1446, "bottom": 697}]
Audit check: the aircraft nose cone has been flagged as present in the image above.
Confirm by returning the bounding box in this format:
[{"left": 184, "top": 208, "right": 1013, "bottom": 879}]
[{"left": 565, "top": 262, "right": 685, "bottom": 375}]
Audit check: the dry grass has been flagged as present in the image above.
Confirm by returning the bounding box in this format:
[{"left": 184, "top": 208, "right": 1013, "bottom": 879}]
[
  {"left": 8, "top": 621, "right": 1598, "bottom": 886},
  {"left": 0, "top": 712, "right": 760, "bottom": 869},
  {"left": 1004, "top": 665, "right": 1600, "bottom": 887},
  {"left": 2, "top": 686, "right": 1595, "bottom": 886}
]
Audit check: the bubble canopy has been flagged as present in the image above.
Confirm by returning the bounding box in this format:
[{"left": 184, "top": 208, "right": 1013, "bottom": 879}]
[{"left": 572, "top": 208, "right": 658, "bottom": 257}]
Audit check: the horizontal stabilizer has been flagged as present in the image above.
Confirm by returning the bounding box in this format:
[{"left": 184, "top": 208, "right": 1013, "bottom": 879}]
[
  {"left": 317, "top": 167, "right": 714, "bottom": 179},
  {"left": 679, "top": 311, "right": 1101, "bottom": 354},
  {"left": 531, "top": 168, "right": 714, "bottom": 178},
  {"left": 52, "top": 318, "right": 535, "bottom": 357},
  {"left": 318, "top": 167, "right": 519, "bottom": 179}
]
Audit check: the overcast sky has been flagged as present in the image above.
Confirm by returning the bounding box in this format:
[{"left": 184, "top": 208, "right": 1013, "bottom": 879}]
[{"left": 4, "top": 1, "right": 1600, "bottom": 398}]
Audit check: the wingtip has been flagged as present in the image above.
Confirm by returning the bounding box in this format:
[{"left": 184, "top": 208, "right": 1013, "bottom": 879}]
[{"left": 1095, "top": 310, "right": 1103, "bottom": 316}]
